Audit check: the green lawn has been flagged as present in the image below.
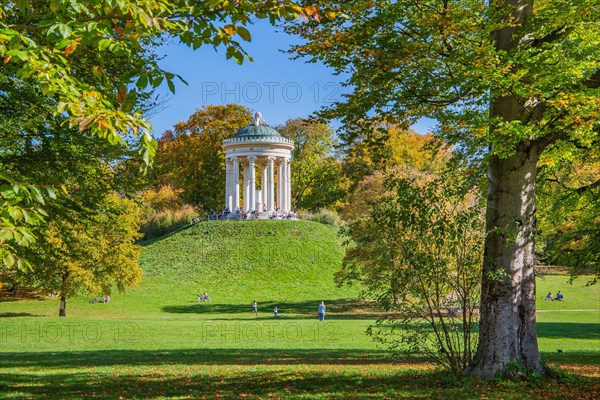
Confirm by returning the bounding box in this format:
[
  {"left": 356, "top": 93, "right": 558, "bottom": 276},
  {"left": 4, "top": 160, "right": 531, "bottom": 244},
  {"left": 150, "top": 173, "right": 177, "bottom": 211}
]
[
  {"left": 536, "top": 274, "right": 600, "bottom": 310},
  {"left": 1, "top": 221, "right": 599, "bottom": 399}
]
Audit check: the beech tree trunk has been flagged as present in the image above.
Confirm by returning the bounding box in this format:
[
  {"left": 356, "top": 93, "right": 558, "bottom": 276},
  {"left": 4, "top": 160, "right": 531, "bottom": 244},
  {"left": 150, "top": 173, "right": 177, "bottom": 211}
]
[
  {"left": 59, "top": 294, "right": 67, "bottom": 317},
  {"left": 464, "top": 147, "right": 547, "bottom": 377},
  {"left": 463, "top": 0, "right": 550, "bottom": 377}
]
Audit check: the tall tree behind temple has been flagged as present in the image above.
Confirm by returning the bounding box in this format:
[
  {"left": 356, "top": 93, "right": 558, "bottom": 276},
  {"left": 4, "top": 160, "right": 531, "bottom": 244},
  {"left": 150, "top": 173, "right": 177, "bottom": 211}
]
[
  {"left": 154, "top": 105, "right": 252, "bottom": 212},
  {"left": 276, "top": 118, "right": 349, "bottom": 211},
  {"left": 341, "top": 121, "right": 449, "bottom": 194}
]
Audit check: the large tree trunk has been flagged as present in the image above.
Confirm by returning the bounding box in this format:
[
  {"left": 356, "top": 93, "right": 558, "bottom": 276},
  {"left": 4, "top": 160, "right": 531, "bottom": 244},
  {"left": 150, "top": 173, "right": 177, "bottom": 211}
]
[
  {"left": 59, "top": 294, "right": 67, "bottom": 317},
  {"left": 465, "top": 147, "right": 547, "bottom": 377},
  {"left": 463, "top": 0, "right": 550, "bottom": 378}
]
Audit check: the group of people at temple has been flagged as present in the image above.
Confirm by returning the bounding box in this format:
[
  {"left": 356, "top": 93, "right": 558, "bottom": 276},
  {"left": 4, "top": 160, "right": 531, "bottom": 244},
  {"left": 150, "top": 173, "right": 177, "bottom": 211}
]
[
  {"left": 270, "top": 210, "right": 298, "bottom": 220},
  {"left": 207, "top": 207, "right": 298, "bottom": 220}
]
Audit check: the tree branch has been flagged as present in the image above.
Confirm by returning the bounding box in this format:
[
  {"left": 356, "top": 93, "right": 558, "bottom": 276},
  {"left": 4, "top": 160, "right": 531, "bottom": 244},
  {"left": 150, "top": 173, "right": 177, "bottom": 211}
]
[
  {"left": 529, "top": 27, "right": 574, "bottom": 48},
  {"left": 573, "top": 178, "right": 600, "bottom": 195},
  {"left": 583, "top": 69, "right": 600, "bottom": 89}
]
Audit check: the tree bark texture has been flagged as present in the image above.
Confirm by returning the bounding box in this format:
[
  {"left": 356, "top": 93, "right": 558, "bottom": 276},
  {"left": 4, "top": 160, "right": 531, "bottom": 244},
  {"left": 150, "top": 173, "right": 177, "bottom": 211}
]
[
  {"left": 464, "top": 0, "right": 550, "bottom": 377},
  {"left": 465, "top": 147, "right": 547, "bottom": 376}
]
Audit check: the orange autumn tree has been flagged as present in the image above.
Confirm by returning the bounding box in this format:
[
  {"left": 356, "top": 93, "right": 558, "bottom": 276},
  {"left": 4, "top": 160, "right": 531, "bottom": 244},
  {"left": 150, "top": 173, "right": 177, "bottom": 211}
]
[{"left": 154, "top": 104, "right": 252, "bottom": 212}]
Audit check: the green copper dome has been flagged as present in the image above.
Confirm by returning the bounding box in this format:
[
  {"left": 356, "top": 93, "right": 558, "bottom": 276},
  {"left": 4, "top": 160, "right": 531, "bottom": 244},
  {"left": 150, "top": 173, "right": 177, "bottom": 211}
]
[
  {"left": 222, "top": 112, "right": 294, "bottom": 146},
  {"left": 234, "top": 124, "right": 284, "bottom": 139}
]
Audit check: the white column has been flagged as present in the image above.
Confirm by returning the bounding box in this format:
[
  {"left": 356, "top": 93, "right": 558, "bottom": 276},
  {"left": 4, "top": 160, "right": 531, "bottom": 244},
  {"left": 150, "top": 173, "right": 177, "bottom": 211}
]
[
  {"left": 243, "top": 163, "right": 249, "bottom": 212},
  {"left": 281, "top": 159, "right": 288, "bottom": 212},
  {"left": 256, "top": 189, "right": 262, "bottom": 213},
  {"left": 233, "top": 157, "right": 240, "bottom": 210},
  {"left": 285, "top": 157, "right": 292, "bottom": 212},
  {"left": 267, "top": 157, "right": 275, "bottom": 211},
  {"left": 248, "top": 156, "right": 256, "bottom": 212},
  {"left": 225, "top": 158, "right": 231, "bottom": 210},
  {"left": 277, "top": 159, "right": 283, "bottom": 211},
  {"left": 280, "top": 159, "right": 286, "bottom": 212},
  {"left": 261, "top": 163, "right": 268, "bottom": 212}
]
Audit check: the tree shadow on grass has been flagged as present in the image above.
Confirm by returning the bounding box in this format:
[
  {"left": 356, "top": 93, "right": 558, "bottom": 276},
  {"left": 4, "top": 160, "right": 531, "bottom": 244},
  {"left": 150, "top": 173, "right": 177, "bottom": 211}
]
[
  {"left": 542, "top": 352, "right": 600, "bottom": 367},
  {"left": 0, "top": 312, "right": 40, "bottom": 317},
  {"left": 0, "top": 348, "right": 400, "bottom": 369},
  {"left": 0, "top": 369, "right": 455, "bottom": 400},
  {"left": 162, "top": 298, "right": 384, "bottom": 320},
  {"left": 536, "top": 322, "right": 600, "bottom": 340},
  {"left": 1, "top": 355, "right": 599, "bottom": 400},
  {"left": 0, "top": 288, "right": 50, "bottom": 303},
  {"left": 137, "top": 222, "right": 196, "bottom": 247}
]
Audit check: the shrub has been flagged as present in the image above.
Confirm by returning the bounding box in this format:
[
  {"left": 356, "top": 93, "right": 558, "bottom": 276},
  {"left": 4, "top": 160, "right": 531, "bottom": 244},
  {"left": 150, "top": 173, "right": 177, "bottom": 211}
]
[
  {"left": 310, "top": 209, "right": 341, "bottom": 227},
  {"left": 140, "top": 205, "right": 197, "bottom": 240},
  {"left": 140, "top": 185, "right": 183, "bottom": 211},
  {"left": 340, "top": 168, "right": 484, "bottom": 374}
]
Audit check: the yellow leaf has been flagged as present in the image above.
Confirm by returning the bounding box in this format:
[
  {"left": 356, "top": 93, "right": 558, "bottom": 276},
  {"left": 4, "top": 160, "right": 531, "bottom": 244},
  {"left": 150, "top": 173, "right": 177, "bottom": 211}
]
[
  {"left": 305, "top": 5, "right": 317, "bottom": 15},
  {"left": 223, "top": 25, "right": 236, "bottom": 35},
  {"left": 79, "top": 118, "right": 93, "bottom": 131},
  {"left": 64, "top": 42, "right": 78, "bottom": 56}
]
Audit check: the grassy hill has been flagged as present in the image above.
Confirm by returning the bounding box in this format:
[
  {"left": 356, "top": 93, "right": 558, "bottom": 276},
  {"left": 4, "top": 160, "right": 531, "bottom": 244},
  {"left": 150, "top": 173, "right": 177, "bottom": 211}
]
[
  {"left": 132, "top": 220, "right": 362, "bottom": 318},
  {"left": 1, "top": 220, "right": 363, "bottom": 318},
  {"left": 142, "top": 220, "right": 353, "bottom": 300}
]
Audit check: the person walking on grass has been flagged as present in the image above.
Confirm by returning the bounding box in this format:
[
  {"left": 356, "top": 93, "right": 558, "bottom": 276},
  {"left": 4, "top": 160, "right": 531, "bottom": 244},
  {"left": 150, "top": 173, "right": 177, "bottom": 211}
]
[
  {"left": 318, "top": 301, "right": 326, "bottom": 321},
  {"left": 273, "top": 306, "right": 278, "bottom": 317},
  {"left": 251, "top": 300, "right": 258, "bottom": 316}
]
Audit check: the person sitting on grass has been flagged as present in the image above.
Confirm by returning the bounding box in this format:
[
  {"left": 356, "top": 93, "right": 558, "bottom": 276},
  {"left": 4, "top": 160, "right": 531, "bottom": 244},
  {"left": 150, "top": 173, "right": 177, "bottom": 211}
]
[
  {"left": 555, "top": 291, "right": 564, "bottom": 301},
  {"left": 544, "top": 292, "right": 554, "bottom": 301}
]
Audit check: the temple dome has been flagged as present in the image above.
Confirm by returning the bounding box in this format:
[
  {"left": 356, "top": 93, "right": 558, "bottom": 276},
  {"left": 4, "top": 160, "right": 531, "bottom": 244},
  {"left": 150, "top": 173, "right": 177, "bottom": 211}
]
[
  {"left": 234, "top": 124, "right": 284, "bottom": 139},
  {"left": 222, "top": 112, "right": 293, "bottom": 146}
]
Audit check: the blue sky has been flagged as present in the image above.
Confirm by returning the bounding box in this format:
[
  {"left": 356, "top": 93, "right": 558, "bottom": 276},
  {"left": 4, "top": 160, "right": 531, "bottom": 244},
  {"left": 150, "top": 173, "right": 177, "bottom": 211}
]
[{"left": 150, "top": 19, "right": 435, "bottom": 137}]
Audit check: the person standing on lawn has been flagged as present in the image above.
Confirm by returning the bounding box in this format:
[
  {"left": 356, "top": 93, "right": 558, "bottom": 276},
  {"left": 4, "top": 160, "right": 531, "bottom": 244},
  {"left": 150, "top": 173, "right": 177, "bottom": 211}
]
[{"left": 318, "top": 301, "right": 326, "bottom": 321}]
